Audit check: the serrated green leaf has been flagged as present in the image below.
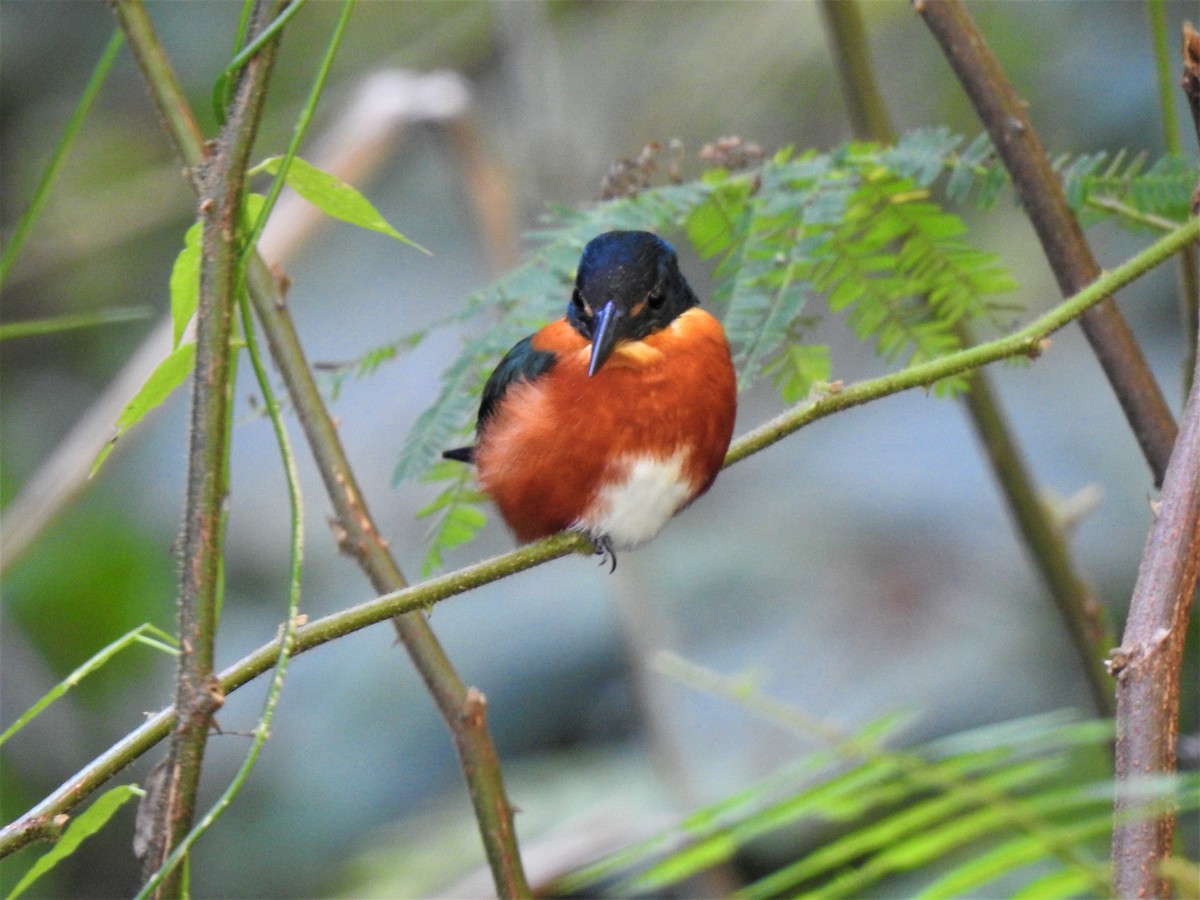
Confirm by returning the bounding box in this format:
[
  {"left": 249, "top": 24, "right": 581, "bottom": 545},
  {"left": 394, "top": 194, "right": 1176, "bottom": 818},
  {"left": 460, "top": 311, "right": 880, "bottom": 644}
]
[
  {"left": 8, "top": 784, "right": 142, "bottom": 899},
  {"left": 169, "top": 220, "right": 203, "bottom": 348},
  {"left": 91, "top": 342, "right": 196, "bottom": 478},
  {"left": 252, "top": 155, "right": 428, "bottom": 253}
]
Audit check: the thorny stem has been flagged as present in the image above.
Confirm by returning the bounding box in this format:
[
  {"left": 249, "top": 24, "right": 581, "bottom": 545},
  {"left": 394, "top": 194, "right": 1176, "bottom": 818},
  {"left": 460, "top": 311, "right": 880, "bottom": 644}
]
[
  {"left": 916, "top": 0, "right": 1178, "bottom": 487},
  {"left": 111, "top": 3, "right": 528, "bottom": 894},
  {"left": 822, "top": 0, "right": 1114, "bottom": 714},
  {"left": 5, "top": 213, "right": 1198, "bottom": 863},
  {"left": 122, "top": 1, "right": 286, "bottom": 894}
]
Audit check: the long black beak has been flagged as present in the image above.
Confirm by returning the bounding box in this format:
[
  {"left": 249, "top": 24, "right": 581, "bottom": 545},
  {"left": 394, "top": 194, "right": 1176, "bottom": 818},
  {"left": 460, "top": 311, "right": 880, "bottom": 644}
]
[{"left": 588, "top": 299, "right": 622, "bottom": 377}]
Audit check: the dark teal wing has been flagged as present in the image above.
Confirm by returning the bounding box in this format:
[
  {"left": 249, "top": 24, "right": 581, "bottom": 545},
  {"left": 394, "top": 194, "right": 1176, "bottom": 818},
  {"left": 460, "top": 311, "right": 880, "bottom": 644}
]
[
  {"left": 477, "top": 336, "right": 557, "bottom": 426},
  {"left": 442, "top": 335, "right": 558, "bottom": 463}
]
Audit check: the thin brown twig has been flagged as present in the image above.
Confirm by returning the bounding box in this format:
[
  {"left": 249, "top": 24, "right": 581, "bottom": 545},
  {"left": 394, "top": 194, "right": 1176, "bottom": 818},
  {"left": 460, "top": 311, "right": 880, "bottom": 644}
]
[{"left": 915, "top": 0, "right": 1178, "bottom": 488}]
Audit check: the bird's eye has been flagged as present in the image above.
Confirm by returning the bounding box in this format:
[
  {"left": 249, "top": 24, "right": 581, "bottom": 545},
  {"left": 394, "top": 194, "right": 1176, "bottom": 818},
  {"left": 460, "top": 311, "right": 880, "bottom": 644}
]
[
  {"left": 571, "top": 289, "right": 586, "bottom": 311},
  {"left": 647, "top": 288, "right": 666, "bottom": 310}
]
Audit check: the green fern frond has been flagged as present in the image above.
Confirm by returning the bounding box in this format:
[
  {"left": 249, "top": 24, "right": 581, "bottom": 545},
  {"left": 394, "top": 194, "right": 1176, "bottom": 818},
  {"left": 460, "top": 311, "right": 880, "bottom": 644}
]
[
  {"left": 885, "top": 127, "right": 1195, "bottom": 222},
  {"left": 415, "top": 461, "right": 488, "bottom": 577},
  {"left": 709, "top": 156, "right": 841, "bottom": 388},
  {"left": 552, "top": 706, "right": 1194, "bottom": 899},
  {"left": 1054, "top": 149, "right": 1196, "bottom": 221},
  {"left": 881, "top": 127, "right": 966, "bottom": 187},
  {"left": 814, "top": 167, "right": 1017, "bottom": 394}
]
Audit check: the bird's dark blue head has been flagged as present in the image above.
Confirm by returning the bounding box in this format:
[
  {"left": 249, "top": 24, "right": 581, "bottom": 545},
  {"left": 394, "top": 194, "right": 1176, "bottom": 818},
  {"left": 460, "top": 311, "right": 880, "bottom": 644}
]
[{"left": 567, "top": 231, "right": 699, "bottom": 377}]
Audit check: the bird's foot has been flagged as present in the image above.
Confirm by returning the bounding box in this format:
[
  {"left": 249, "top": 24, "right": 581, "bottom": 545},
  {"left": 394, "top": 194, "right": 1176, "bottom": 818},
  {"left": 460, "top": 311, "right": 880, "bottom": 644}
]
[{"left": 593, "top": 535, "right": 617, "bottom": 573}]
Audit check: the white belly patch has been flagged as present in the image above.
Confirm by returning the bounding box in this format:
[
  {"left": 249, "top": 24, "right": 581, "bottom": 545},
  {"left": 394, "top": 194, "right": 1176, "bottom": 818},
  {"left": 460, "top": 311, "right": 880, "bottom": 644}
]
[{"left": 578, "top": 451, "right": 694, "bottom": 550}]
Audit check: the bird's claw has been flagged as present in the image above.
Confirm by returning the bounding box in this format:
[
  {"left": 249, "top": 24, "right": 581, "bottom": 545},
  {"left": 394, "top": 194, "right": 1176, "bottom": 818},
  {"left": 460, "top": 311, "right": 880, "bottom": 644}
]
[{"left": 593, "top": 535, "right": 617, "bottom": 573}]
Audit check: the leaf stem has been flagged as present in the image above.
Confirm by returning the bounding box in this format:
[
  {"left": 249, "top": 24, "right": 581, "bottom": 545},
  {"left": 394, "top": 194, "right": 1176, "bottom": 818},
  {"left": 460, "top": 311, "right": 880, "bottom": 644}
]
[{"left": 1148, "top": 0, "right": 1199, "bottom": 398}]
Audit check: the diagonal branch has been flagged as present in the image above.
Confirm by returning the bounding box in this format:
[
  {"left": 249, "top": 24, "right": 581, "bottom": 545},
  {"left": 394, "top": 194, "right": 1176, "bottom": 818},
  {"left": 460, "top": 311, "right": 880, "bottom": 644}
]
[
  {"left": 916, "top": 0, "right": 1179, "bottom": 487},
  {"left": 5, "top": 211, "right": 1198, "bottom": 864},
  {"left": 110, "top": 2, "right": 528, "bottom": 894}
]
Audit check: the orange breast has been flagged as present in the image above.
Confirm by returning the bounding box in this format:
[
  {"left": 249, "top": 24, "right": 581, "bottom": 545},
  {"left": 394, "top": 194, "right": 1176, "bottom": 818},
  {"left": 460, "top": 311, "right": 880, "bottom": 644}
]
[{"left": 474, "top": 308, "right": 737, "bottom": 545}]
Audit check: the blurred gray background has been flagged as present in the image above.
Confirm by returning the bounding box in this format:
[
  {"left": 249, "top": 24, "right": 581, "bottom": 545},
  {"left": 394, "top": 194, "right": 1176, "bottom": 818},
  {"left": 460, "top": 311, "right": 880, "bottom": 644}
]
[{"left": 1, "top": 1, "right": 1196, "bottom": 896}]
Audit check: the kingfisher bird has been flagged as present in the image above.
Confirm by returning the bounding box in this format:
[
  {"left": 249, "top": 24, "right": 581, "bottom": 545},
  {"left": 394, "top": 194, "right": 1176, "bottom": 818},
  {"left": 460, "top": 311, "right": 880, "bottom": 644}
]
[{"left": 444, "top": 230, "right": 737, "bottom": 566}]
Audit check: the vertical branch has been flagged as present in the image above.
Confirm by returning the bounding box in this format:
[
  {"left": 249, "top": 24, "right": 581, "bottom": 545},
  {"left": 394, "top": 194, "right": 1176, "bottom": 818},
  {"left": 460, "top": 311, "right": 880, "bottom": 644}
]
[
  {"left": 119, "top": 0, "right": 286, "bottom": 893},
  {"left": 915, "top": 0, "right": 1178, "bottom": 487},
  {"left": 821, "top": 0, "right": 1114, "bottom": 712},
  {"left": 1110, "top": 350, "right": 1200, "bottom": 897},
  {"left": 113, "top": 5, "right": 529, "bottom": 895}
]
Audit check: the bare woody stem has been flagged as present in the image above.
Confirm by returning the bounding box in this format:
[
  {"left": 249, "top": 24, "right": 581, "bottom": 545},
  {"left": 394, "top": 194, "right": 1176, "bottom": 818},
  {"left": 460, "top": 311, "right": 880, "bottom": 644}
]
[
  {"left": 1109, "top": 20, "right": 1200, "bottom": 896},
  {"left": 5, "top": 212, "right": 1198, "bottom": 864},
  {"left": 916, "top": 0, "right": 1178, "bottom": 487},
  {"left": 820, "top": 0, "right": 1113, "bottom": 713},
  {"left": 1110, "top": 347, "right": 1200, "bottom": 897},
  {"left": 129, "top": 1, "right": 285, "bottom": 894},
  {"left": 111, "top": 2, "right": 528, "bottom": 894}
]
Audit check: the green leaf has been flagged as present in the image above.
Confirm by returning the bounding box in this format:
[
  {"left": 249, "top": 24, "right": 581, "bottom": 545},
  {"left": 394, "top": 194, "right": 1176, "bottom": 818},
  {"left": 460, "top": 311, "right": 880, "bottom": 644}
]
[
  {"left": 169, "top": 220, "right": 203, "bottom": 348},
  {"left": 765, "top": 344, "right": 832, "bottom": 403},
  {"left": 252, "top": 155, "right": 428, "bottom": 253},
  {"left": 90, "top": 342, "right": 196, "bottom": 477},
  {"left": 417, "top": 469, "right": 489, "bottom": 576},
  {"left": 685, "top": 174, "right": 754, "bottom": 258},
  {"left": 8, "top": 784, "right": 143, "bottom": 899},
  {"left": 0, "top": 625, "right": 176, "bottom": 748},
  {"left": 0, "top": 307, "right": 152, "bottom": 341}
]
